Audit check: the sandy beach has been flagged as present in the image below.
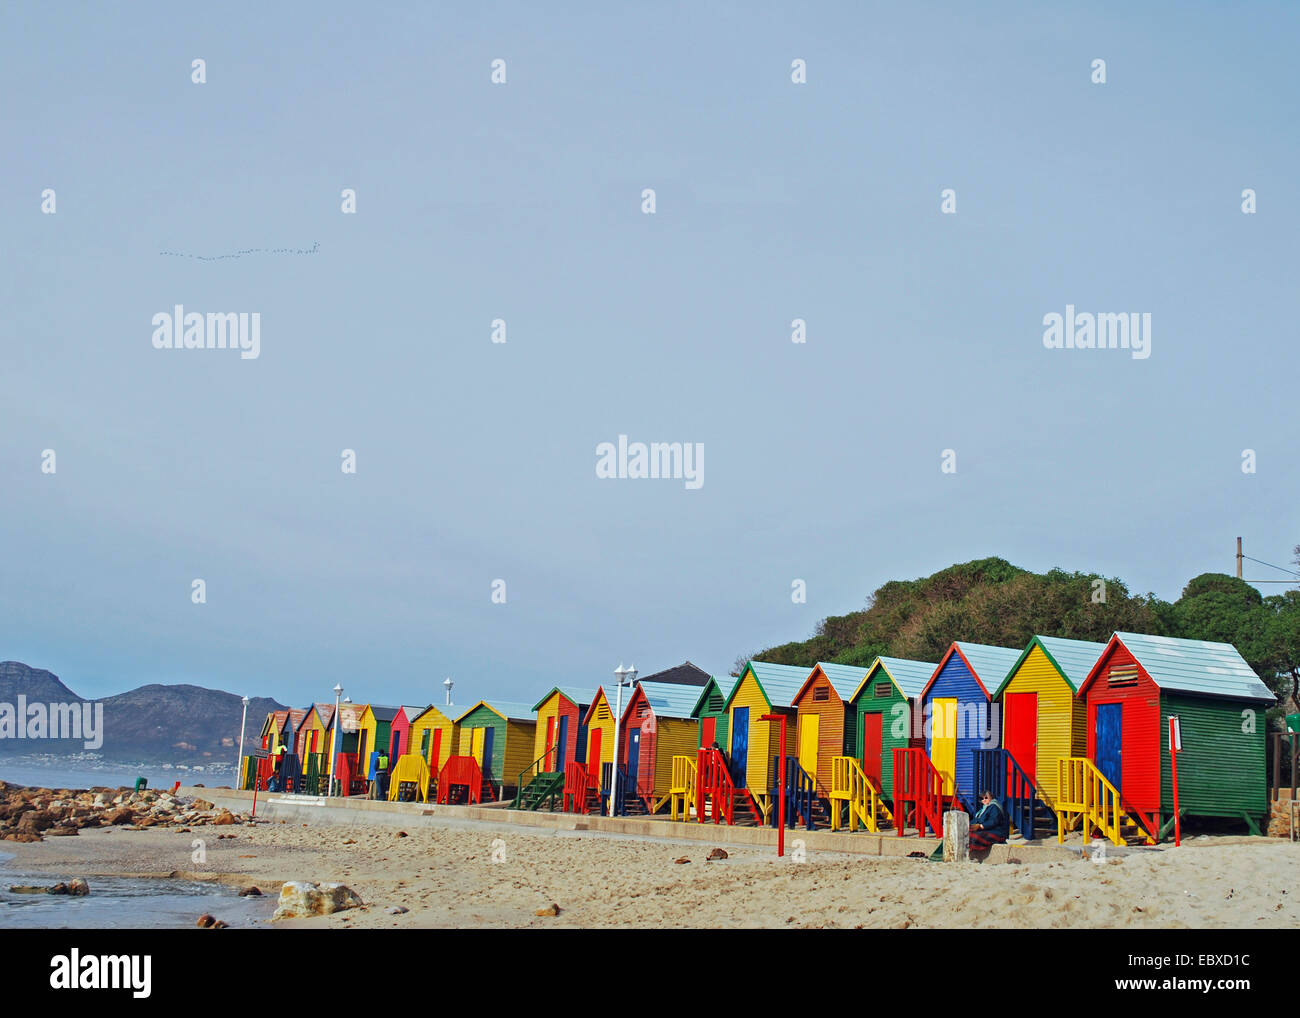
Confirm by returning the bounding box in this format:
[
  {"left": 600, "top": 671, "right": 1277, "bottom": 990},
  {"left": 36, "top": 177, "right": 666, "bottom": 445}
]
[{"left": 3, "top": 806, "right": 1297, "bottom": 929}]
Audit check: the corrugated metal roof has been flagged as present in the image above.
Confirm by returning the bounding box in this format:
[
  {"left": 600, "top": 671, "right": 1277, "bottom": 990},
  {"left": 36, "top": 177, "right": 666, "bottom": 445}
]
[
  {"left": 281, "top": 709, "right": 307, "bottom": 732},
  {"left": 456, "top": 699, "right": 537, "bottom": 723},
  {"left": 729, "top": 661, "right": 814, "bottom": 709},
  {"left": 854, "top": 656, "right": 939, "bottom": 701},
  {"left": 635, "top": 680, "right": 699, "bottom": 719},
  {"left": 1112, "top": 632, "right": 1275, "bottom": 703},
  {"left": 953, "top": 642, "right": 1023, "bottom": 687},
  {"left": 398, "top": 705, "right": 429, "bottom": 721},
  {"left": 364, "top": 704, "right": 400, "bottom": 723},
  {"left": 995, "top": 636, "right": 1109, "bottom": 696}
]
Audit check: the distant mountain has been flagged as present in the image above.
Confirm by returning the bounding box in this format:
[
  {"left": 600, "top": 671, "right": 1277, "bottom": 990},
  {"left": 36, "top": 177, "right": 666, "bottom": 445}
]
[{"left": 0, "top": 661, "right": 284, "bottom": 764}]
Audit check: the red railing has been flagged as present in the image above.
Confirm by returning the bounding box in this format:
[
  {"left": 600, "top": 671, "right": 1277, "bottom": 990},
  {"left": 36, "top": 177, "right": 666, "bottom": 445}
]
[
  {"left": 563, "top": 761, "right": 598, "bottom": 813},
  {"left": 437, "top": 755, "right": 484, "bottom": 804},
  {"left": 332, "top": 753, "right": 361, "bottom": 796},
  {"left": 695, "top": 747, "right": 735, "bottom": 825},
  {"left": 892, "top": 747, "right": 944, "bottom": 838}
]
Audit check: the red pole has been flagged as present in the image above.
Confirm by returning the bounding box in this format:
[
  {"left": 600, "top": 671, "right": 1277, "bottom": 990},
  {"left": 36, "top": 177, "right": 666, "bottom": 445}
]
[
  {"left": 762, "top": 714, "right": 785, "bottom": 857},
  {"left": 1169, "top": 717, "right": 1181, "bottom": 847}
]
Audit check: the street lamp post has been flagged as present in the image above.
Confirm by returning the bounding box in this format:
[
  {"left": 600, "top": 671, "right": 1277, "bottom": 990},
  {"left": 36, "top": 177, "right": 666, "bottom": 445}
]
[
  {"left": 331, "top": 684, "right": 343, "bottom": 797},
  {"left": 608, "top": 663, "right": 637, "bottom": 817},
  {"left": 237, "top": 695, "right": 249, "bottom": 789}
]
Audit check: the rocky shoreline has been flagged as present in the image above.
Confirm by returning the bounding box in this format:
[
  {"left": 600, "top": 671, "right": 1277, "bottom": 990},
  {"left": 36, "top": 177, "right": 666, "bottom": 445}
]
[{"left": 0, "top": 780, "right": 253, "bottom": 842}]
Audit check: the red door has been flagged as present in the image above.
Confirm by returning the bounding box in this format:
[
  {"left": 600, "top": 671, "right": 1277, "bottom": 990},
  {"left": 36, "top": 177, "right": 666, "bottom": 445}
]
[
  {"left": 701, "top": 716, "right": 716, "bottom": 750},
  {"left": 1004, "top": 692, "right": 1038, "bottom": 781},
  {"left": 588, "top": 728, "right": 603, "bottom": 777},
  {"left": 431, "top": 728, "right": 443, "bottom": 770},
  {"left": 861, "top": 712, "right": 883, "bottom": 789}
]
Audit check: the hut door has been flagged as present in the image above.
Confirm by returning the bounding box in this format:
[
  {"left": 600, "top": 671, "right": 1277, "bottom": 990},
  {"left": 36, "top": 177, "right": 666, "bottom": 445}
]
[
  {"left": 556, "top": 716, "right": 570, "bottom": 770},
  {"left": 544, "top": 717, "right": 556, "bottom": 769},
  {"left": 431, "top": 728, "right": 442, "bottom": 770},
  {"left": 930, "top": 699, "right": 957, "bottom": 795},
  {"left": 798, "top": 714, "right": 818, "bottom": 779},
  {"left": 1095, "top": 703, "right": 1123, "bottom": 790},
  {"left": 627, "top": 728, "right": 641, "bottom": 791},
  {"left": 588, "top": 728, "right": 602, "bottom": 776},
  {"left": 701, "top": 716, "right": 716, "bottom": 750},
  {"left": 861, "top": 712, "right": 883, "bottom": 789},
  {"left": 471, "top": 728, "right": 486, "bottom": 765},
  {"left": 731, "top": 707, "right": 749, "bottom": 786},
  {"left": 481, "top": 727, "right": 495, "bottom": 779},
  {"left": 1004, "top": 693, "right": 1038, "bottom": 781}
]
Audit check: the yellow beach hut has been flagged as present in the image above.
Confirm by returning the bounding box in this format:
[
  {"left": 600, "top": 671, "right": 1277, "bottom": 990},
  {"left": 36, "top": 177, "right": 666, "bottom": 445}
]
[
  {"left": 721, "top": 662, "right": 811, "bottom": 822},
  {"left": 992, "top": 635, "right": 1108, "bottom": 808},
  {"left": 407, "top": 704, "right": 461, "bottom": 776}
]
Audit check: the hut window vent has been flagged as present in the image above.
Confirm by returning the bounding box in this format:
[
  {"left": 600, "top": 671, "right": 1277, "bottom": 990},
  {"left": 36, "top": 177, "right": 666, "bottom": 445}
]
[
  {"left": 637, "top": 703, "right": 650, "bottom": 718},
  {"left": 1109, "top": 667, "right": 1139, "bottom": 686},
  {"left": 875, "top": 682, "right": 891, "bottom": 698},
  {"left": 709, "top": 693, "right": 722, "bottom": 711},
  {"left": 813, "top": 686, "right": 830, "bottom": 702}
]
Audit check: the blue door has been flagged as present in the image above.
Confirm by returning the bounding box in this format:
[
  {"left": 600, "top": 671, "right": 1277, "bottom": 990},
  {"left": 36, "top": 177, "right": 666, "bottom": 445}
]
[
  {"left": 576, "top": 724, "right": 588, "bottom": 764},
  {"left": 556, "top": 715, "right": 569, "bottom": 770},
  {"left": 731, "top": 707, "right": 749, "bottom": 786},
  {"left": 1095, "top": 703, "right": 1122, "bottom": 790},
  {"left": 481, "top": 726, "right": 495, "bottom": 782},
  {"left": 627, "top": 728, "right": 641, "bottom": 793}
]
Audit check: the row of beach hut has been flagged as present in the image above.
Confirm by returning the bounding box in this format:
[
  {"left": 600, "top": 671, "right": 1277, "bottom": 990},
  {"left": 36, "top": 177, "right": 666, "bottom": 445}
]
[{"left": 243, "top": 632, "right": 1275, "bottom": 844}]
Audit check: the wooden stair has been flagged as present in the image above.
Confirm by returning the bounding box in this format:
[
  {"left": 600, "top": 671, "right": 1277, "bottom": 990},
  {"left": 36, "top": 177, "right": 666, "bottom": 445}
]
[
  {"left": 829, "top": 756, "right": 894, "bottom": 833},
  {"left": 1055, "top": 757, "right": 1156, "bottom": 846}
]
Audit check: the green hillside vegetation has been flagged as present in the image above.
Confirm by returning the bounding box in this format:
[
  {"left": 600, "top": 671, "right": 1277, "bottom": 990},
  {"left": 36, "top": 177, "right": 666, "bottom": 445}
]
[{"left": 743, "top": 558, "right": 1300, "bottom": 712}]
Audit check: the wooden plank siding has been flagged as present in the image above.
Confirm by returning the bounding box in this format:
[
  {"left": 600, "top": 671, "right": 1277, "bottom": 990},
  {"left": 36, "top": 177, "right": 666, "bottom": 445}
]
[
  {"left": 851, "top": 670, "right": 917, "bottom": 795},
  {"left": 790, "top": 668, "right": 851, "bottom": 799},
  {"left": 1084, "top": 642, "right": 1162, "bottom": 827},
  {"left": 653, "top": 718, "right": 700, "bottom": 796},
  {"left": 726, "top": 672, "right": 796, "bottom": 795},
  {"left": 997, "top": 644, "right": 1083, "bottom": 805},
  {"left": 583, "top": 689, "right": 616, "bottom": 782},
  {"left": 408, "top": 706, "right": 460, "bottom": 773},
  {"left": 531, "top": 690, "right": 591, "bottom": 773},
  {"left": 1159, "top": 692, "right": 1267, "bottom": 819},
  {"left": 921, "top": 644, "right": 1021, "bottom": 801},
  {"left": 693, "top": 679, "right": 731, "bottom": 750}
]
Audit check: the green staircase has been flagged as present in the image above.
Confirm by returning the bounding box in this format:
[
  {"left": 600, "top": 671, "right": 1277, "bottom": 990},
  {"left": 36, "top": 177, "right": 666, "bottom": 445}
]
[{"left": 513, "top": 770, "right": 564, "bottom": 811}]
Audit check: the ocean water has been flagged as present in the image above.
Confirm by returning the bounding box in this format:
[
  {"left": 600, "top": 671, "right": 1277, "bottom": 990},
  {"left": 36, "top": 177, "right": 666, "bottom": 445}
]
[
  {"left": 0, "top": 859, "right": 275, "bottom": 929},
  {"left": 0, "top": 763, "right": 267, "bottom": 929},
  {"left": 0, "top": 762, "right": 236, "bottom": 792}
]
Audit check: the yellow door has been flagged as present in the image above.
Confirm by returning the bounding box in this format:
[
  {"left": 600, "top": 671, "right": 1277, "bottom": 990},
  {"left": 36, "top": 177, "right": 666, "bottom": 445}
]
[
  {"left": 798, "top": 714, "right": 819, "bottom": 780},
  {"left": 931, "top": 698, "right": 957, "bottom": 794},
  {"left": 471, "top": 727, "right": 486, "bottom": 764}
]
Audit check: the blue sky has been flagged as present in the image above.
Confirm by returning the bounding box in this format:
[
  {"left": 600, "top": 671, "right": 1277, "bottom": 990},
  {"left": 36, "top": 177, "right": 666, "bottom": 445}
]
[{"left": 2, "top": 2, "right": 1297, "bottom": 706}]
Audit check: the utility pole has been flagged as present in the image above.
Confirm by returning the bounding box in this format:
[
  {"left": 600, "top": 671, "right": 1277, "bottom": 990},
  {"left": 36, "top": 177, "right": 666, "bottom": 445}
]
[{"left": 1237, "top": 536, "right": 1243, "bottom": 579}]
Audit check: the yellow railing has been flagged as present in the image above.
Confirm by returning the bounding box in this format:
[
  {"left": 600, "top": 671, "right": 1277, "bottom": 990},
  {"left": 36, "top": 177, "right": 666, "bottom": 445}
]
[
  {"left": 829, "top": 756, "right": 892, "bottom": 833},
  {"left": 668, "top": 755, "right": 697, "bottom": 820},
  {"left": 387, "top": 753, "right": 431, "bottom": 803},
  {"left": 1056, "top": 757, "right": 1153, "bottom": 846}
]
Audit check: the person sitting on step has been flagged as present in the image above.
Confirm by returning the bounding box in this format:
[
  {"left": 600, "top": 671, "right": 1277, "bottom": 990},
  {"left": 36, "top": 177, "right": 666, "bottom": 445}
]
[{"left": 970, "top": 789, "right": 1009, "bottom": 857}]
